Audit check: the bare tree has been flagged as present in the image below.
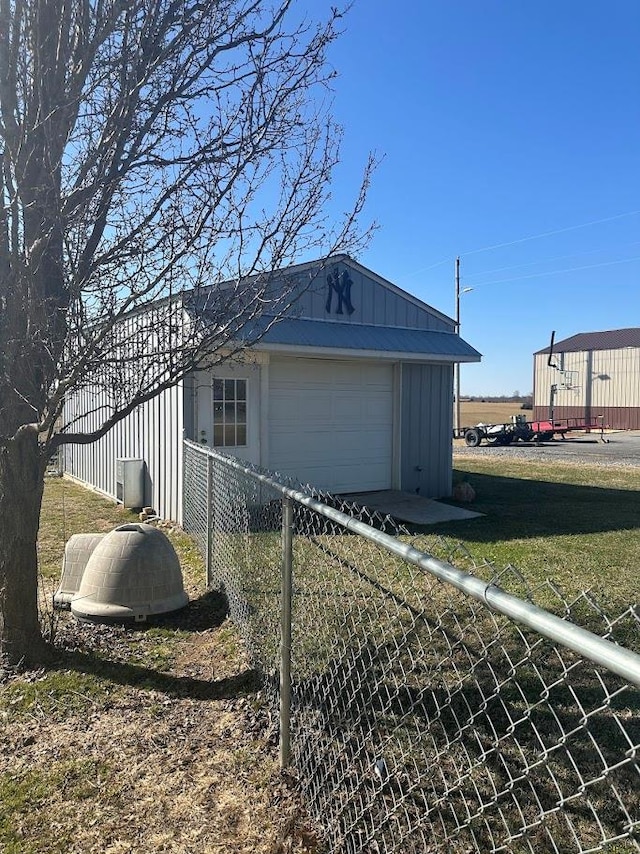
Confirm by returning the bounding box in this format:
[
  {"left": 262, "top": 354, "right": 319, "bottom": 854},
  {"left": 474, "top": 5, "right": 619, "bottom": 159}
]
[{"left": 0, "top": 0, "right": 372, "bottom": 665}]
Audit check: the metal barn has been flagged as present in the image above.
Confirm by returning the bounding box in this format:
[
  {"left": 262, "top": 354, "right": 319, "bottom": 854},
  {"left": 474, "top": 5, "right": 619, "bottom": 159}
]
[
  {"left": 533, "top": 328, "right": 640, "bottom": 430},
  {"left": 64, "top": 255, "right": 481, "bottom": 522}
]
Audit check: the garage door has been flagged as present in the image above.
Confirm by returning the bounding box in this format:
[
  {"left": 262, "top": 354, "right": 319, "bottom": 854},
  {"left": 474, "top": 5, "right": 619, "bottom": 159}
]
[{"left": 268, "top": 358, "right": 394, "bottom": 493}]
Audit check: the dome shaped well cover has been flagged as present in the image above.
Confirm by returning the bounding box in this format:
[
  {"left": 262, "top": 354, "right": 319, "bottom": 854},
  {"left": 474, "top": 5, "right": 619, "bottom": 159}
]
[{"left": 70, "top": 523, "right": 188, "bottom": 623}]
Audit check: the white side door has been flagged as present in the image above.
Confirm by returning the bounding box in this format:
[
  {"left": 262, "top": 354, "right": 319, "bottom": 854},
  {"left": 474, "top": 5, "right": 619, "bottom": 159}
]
[{"left": 193, "top": 363, "right": 261, "bottom": 465}]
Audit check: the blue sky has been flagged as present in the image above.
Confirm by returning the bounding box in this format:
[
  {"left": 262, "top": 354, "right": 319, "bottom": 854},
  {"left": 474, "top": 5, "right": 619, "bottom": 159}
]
[{"left": 323, "top": 0, "right": 640, "bottom": 395}]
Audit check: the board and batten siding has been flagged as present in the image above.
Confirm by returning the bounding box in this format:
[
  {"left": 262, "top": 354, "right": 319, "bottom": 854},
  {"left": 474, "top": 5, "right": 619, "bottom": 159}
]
[
  {"left": 400, "top": 362, "right": 453, "bottom": 498},
  {"left": 63, "top": 381, "right": 184, "bottom": 523},
  {"left": 295, "top": 263, "right": 453, "bottom": 332},
  {"left": 533, "top": 348, "right": 640, "bottom": 429}
]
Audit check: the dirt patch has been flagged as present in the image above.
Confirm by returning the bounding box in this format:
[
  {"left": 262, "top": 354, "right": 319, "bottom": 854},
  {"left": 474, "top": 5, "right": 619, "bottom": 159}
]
[{"left": 1, "top": 612, "right": 322, "bottom": 853}]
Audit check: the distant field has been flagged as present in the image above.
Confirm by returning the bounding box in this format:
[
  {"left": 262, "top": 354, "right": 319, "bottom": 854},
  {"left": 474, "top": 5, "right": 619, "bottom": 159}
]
[{"left": 459, "top": 401, "right": 523, "bottom": 428}]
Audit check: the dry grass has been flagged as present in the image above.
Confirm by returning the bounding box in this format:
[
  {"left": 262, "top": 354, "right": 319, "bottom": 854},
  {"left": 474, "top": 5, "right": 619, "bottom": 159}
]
[
  {"left": 458, "top": 400, "right": 524, "bottom": 427},
  {"left": 1, "top": 477, "right": 321, "bottom": 854}
]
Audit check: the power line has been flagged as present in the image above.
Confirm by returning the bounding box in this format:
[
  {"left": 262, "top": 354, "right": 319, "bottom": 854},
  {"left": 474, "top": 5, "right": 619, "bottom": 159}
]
[
  {"left": 407, "top": 209, "right": 640, "bottom": 278},
  {"left": 468, "top": 240, "right": 640, "bottom": 281},
  {"left": 466, "top": 254, "right": 640, "bottom": 288},
  {"left": 460, "top": 210, "right": 640, "bottom": 258}
]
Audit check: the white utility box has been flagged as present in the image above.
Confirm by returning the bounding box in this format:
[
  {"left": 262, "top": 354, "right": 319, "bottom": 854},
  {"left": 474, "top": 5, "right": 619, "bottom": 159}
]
[{"left": 115, "top": 458, "right": 145, "bottom": 509}]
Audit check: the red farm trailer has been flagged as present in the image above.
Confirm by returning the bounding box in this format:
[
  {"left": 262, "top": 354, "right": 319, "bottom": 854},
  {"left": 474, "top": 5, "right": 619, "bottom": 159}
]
[{"left": 456, "top": 414, "right": 608, "bottom": 447}]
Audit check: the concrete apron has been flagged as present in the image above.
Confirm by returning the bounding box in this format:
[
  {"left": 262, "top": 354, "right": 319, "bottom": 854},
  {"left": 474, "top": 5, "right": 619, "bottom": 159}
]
[{"left": 343, "top": 490, "right": 483, "bottom": 526}]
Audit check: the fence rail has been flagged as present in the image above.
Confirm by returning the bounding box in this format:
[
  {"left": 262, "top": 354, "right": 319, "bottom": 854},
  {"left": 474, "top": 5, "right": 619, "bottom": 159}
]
[{"left": 183, "top": 439, "right": 640, "bottom": 853}]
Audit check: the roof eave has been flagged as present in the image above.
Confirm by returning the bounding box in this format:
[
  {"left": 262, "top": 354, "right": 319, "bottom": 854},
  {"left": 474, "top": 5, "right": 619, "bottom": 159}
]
[{"left": 252, "top": 341, "right": 482, "bottom": 363}]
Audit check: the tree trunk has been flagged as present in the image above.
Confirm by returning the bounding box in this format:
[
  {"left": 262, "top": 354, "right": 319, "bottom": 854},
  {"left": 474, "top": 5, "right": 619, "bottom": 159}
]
[{"left": 0, "top": 427, "right": 47, "bottom": 666}]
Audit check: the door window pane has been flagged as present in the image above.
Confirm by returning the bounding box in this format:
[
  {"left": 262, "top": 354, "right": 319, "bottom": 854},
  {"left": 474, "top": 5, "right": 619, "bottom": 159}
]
[{"left": 212, "top": 379, "right": 248, "bottom": 447}]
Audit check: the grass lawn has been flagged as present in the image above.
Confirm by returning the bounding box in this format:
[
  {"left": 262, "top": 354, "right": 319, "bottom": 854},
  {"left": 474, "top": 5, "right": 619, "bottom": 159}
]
[{"left": 425, "top": 456, "right": 640, "bottom": 618}]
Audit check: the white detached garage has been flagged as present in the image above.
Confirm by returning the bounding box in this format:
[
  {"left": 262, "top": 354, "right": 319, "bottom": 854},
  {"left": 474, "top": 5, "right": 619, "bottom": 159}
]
[
  {"left": 65, "top": 255, "right": 481, "bottom": 521},
  {"left": 192, "top": 357, "right": 394, "bottom": 494}
]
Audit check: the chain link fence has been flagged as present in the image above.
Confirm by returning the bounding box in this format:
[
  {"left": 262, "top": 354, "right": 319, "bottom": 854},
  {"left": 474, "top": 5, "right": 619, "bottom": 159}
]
[{"left": 182, "top": 439, "right": 640, "bottom": 854}]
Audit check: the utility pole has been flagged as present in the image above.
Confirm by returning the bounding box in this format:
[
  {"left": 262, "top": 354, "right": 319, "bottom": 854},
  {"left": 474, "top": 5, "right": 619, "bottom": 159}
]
[{"left": 454, "top": 256, "right": 461, "bottom": 437}]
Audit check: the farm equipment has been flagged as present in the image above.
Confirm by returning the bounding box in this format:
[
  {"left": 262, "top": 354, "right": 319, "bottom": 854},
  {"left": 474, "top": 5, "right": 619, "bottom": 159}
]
[{"left": 457, "top": 414, "right": 606, "bottom": 447}]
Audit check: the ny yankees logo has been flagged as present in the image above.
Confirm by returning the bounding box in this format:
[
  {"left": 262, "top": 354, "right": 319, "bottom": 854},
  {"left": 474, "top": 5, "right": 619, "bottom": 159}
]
[{"left": 325, "top": 268, "right": 355, "bottom": 315}]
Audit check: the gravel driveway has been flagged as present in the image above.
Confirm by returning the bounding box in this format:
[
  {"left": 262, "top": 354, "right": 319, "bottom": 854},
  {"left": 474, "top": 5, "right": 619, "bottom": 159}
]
[{"left": 454, "top": 430, "right": 640, "bottom": 468}]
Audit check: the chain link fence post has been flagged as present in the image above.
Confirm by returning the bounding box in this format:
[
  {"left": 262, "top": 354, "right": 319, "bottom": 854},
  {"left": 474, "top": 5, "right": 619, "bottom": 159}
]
[
  {"left": 280, "top": 495, "right": 293, "bottom": 769},
  {"left": 205, "top": 452, "right": 213, "bottom": 588}
]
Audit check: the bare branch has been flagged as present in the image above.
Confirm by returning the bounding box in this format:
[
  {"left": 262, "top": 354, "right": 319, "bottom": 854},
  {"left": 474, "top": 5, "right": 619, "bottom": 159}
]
[{"left": 0, "top": 0, "right": 372, "bottom": 452}]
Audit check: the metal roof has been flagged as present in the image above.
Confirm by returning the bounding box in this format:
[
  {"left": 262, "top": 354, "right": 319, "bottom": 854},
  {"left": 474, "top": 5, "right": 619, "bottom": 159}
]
[
  {"left": 246, "top": 316, "right": 482, "bottom": 361},
  {"left": 535, "top": 327, "right": 640, "bottom": 354}
]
